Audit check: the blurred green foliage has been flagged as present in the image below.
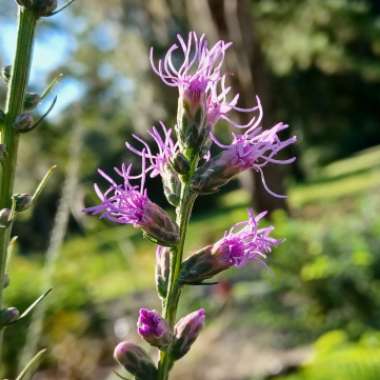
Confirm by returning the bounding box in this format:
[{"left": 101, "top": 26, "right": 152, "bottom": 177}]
[{"left": 276, "top": 330, "right": 380, "bottom": 380}]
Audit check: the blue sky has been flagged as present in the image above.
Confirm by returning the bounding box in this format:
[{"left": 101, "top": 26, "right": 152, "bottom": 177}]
[{"left": 0, "top": 14, "right": 85, "bottom": 118}]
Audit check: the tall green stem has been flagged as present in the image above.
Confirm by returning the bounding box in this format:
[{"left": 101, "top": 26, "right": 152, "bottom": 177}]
[
  {"left": 0, "top": 6, "right": 37, "bottom": 354},
  {"left": 157, "top": 182, "right": 197, "bottom": 380}
]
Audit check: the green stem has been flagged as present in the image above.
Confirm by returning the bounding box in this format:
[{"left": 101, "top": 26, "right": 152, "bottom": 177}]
[
  {"left": 157, "top": 183, "right": 197, "bottom": 380},
  {"left": 0, "top": 6, "right": 37, "bottom": 355}
]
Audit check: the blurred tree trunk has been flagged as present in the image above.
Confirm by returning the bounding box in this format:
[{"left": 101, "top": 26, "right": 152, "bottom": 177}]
[{"left": 187, "top": 0, "right": 290, "bottom": 214}]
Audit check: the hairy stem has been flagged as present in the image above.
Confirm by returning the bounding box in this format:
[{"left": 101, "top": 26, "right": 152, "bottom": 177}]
[
  {"left": 157, "top": 182, "right": 197, "bottom": 380},
  {"left": 0, "top": 6, "right": 37, "bottom": 355}
]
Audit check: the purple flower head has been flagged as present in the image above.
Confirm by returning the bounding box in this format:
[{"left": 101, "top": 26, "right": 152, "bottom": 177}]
[
  {"left": 172, "top": 308, "right": 206, "bottom": 359},
  {"left": 84, "top": 156, "right": 179, "bottom": 245},
  {"left": 207, "top": 76, "right": 263, "bottom": 129},
  {"left": 150, "top": 32, "right": 231, "bottom": 109},
  {"left": 137, "top": 308, "right": 172, "bottom": 349},
  {"left": 212, "top": 209, "right": 281, "bottom": 267},
  {"left": 126, "top": 122, "right": 178, "bottom": 178},
  {"left": 84, "top": 162, "right": 148, "bottom": 226},
  {"left": 203, "top": 122, "right": 297, "bottom": 198}
]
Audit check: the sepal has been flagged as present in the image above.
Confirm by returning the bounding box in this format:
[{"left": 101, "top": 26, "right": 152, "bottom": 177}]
[
  {"left": 191, "top": 150, "right": 240, "bottom": 194},
  {"left": 176, "top": 98, "right": 209, "bottom": 161},
  {"left": 162, "top": 166, "right": 181, "bottom": 207},
  {"left": 171, "top": 152, "right": 190, "bottom": 175},
  {"left": 180, "top": 245, "right": 229, "bottom": 284},
  {"left": 141, "top": 201, "right": 179, "bottom": 246}
]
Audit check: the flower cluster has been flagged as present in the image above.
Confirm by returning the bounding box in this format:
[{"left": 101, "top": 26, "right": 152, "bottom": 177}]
[
  {"left": 150, "top": 32, "right": 231, "bottom": 110},
  {"left": 180, "top": 210, "right": 280, "bottom": 284},
  {"left": 213, "top": 210, "right": 280, "bottom": 267},
  {"left": 84, "top": 160, "right": 179, "bottom": 246},
  {"left": 85, "top": 31, "right": 297, "bottom": 380},
  {"left": 193, "top": 122, "right": 297, "bottom": 197}
]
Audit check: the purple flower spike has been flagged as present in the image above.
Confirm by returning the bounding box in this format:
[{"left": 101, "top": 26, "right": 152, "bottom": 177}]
[
  {"left": 172, "top": 309, "right": 206, "bottom": 359},
  {"left": 150, "top": 31, "right": 231, "bottom": 109},
  {"left": 212, "top": 209, "right": 281, "bottom": 267},
  {"left": 137, "top": 308, "right": 172, "bottom": 349},
  {"left": 126, "top": 122, "right": 178, "bottom": 178},
  {"left": 84, "top": 158, "right": 179, "bottom": 246}
]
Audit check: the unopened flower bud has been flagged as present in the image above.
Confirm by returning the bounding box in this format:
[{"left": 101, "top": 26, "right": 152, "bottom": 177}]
[
  {"left": 114, "top": 341, "right": 157, "bottom": 380},
  {"left": 0, "top": 209, "right": 12, "bottom": 228},
  {"left": 24, "top": 93, "right": 41, "bottom": 110},
  {"left": 13, "top": 193, "right": 33, "bottom": 212},
  {"left": 172, "top": 309, "right": 205, "bottom": 360},
  {"left": 155, "top": 246, "right": 170, "bottom": 298},
  {"left": 14, "top": 113, "right": 34, "bottom": 133},
  {"left": 1, "top": 66, "right": 11, "bottom": 83},
  {"left": 162, "top": 166, "right": 181, "bottom": 207},
  {"left": 137, "top": 308, "right": 172, "bottom": 349},
  {"left": 0, "top": 307, "right": 20, "bottom": 326}
]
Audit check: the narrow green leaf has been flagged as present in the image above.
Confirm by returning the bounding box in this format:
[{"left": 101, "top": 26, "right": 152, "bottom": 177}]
[
  {"left": 31, "top": 165, "right": 57, "bottom": 205},
  {"left": 16, "top": 348, "right": 46, "bottom": 380},
  {"left": 15, "top": 288, "right": 52, "bottom": 322}
]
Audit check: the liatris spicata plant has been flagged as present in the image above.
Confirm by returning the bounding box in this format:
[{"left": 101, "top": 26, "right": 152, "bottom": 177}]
[
  {"left": 0, "top": 0, "right": 74, "bottom": 376},
  {"left": 86, "top": 31, "right": 297, "bottom": 380}
]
